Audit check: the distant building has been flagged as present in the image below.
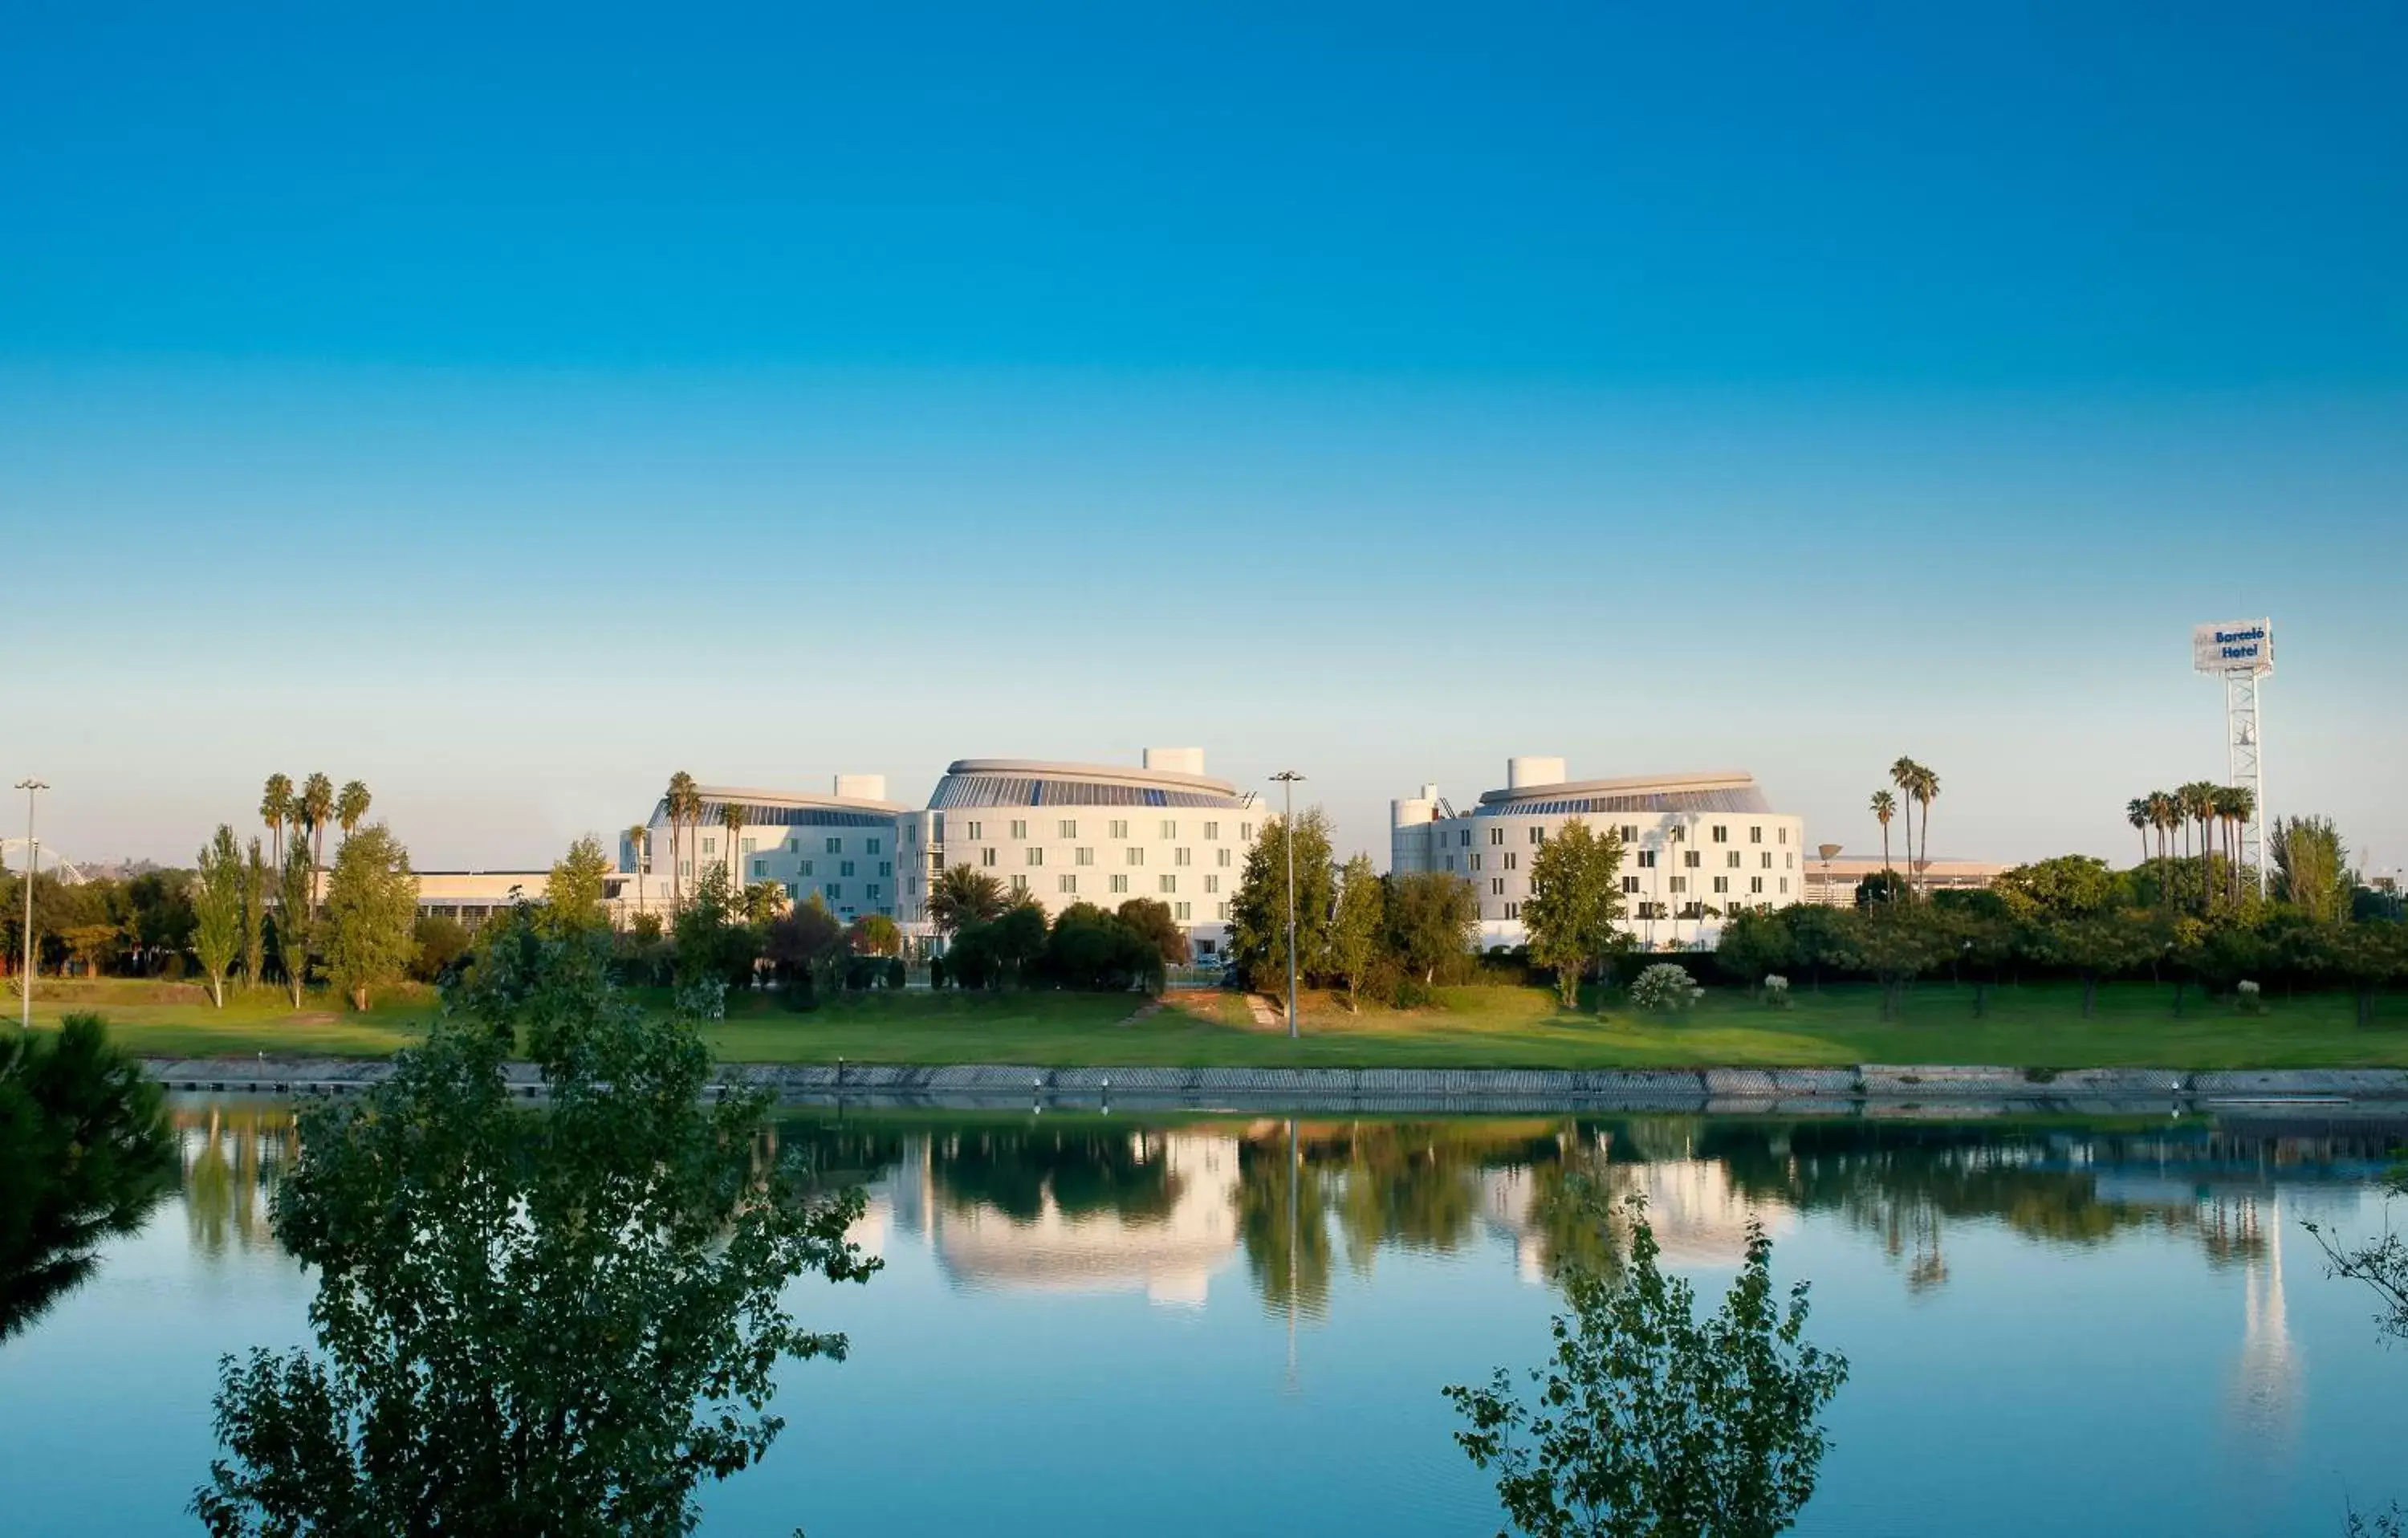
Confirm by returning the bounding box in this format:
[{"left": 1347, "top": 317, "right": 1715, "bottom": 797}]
[
  {"left": 415, "top": 869, "right": 579, "bottom": 926},
  {"left": 1393, "top": 759, "right": 1806, "bottom": 949},
  {"left": 1798, "top": 852, "right": 2007, "bottom": 907},
  {"left": 899, "top": 749, "right": 1264, "bottom": 957},
  {"left": 625, "top": 777, "right": 908, "bottom": 926}
]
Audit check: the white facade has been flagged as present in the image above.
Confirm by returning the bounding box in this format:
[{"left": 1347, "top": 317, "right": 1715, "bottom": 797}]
[
  {"left": 1393, "top": 761, "right": 1805, "bottom": 950},
  {"left": 624, "top": 778, "right": 908, "bottom": 926},
  {"left": 898, "top": 749, "right": 1263, "bottom": 956}
]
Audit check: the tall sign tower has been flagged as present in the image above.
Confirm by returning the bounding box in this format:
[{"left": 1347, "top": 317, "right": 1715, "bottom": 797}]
[{"left": 2193, "top": 619, "right": 2273, "bottom": 894}]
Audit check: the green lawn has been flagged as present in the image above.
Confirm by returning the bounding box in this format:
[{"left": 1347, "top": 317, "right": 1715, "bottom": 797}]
[{"left": 19, "top": 974, "right": 2408, "bottom": 1069}]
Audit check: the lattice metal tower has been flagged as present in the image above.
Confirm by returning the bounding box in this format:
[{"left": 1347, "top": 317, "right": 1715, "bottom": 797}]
[{"left": 2194, "top": 619, "right": 2273, "bottom": 896}]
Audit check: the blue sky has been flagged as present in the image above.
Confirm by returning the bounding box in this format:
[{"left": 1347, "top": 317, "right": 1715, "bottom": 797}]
[{"left": 2, "top": 2, "right": 2402, "bottom": 876}]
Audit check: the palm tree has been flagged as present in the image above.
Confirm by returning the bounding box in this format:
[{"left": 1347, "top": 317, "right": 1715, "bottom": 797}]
[
  {"left": 1907, "top": 763, "right": 1940, "bottom": 897},
  {"left": 2146, "top": 790, "right": 2181, "bottom": 908},
  {"left": 299, "top": 772, "right": 335, "bottom": 906},
  {"left": 259, "top": 774, "right": 294, "bottom": 873},
  {"left": 926, "top": 864, "right": 1006, "bottom": 936},
  {"left": 336, "top": 780, "right": 372, "bottom": 844},
  {"left": 2178, "top": 781, "right": 2218, "bottom": 913},
  {"left": 1887, "top": 759, "right": 1919, "bottom": 893},
  {"left": 665, "top": 771, "right": 700, "bottom": 910},
  {"left": 1869, "top": 791, "right": 1898, "bottom": 884},
  {"left": 2126, "top": 797, "right": 2152, "bottom": 871},
  {"left": 624, "top": 823, "right": 650, "bottom": 916},
  {"left": 718, "top": 800, "right": 746, "bottom": 893},
  {"left": 2216, "top": 783, "right": 2256, "bottom": 906}
]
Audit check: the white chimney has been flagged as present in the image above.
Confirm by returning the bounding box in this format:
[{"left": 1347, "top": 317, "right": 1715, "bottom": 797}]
[
  {"left": 833, "top": 774, "right": 887, "bottom": 802},
  {"left": 1142, "top": 747, "right": 1206, "bottom": 775},
  {"left": 1507, "top": 756, "right": 1567, "bottom": 790}
]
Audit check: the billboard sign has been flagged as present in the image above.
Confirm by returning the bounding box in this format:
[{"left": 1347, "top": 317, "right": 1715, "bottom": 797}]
[{"left": 2194, "top": 619, "right": 2273, "bottom": 676}]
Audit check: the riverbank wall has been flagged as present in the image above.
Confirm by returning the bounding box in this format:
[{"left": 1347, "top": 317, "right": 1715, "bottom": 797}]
[{"left": 140, "top": 1057, "right": 2408, "bottom": 1115}]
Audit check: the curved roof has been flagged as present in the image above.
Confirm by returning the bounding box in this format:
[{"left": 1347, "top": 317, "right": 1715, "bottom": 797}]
[
  {"left": 930, "top": 759, "right": 1256, "bottom": 812},
  {"left": 652, "top": 783, "right": 904, "bottom": 829},
  {"left": 1473, "top": 770, "right": 1772, "bottom": 818}
]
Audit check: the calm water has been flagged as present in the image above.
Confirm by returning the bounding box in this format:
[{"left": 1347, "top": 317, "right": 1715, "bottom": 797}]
[{"left": 4, "top": 1101, "right": 2406, "bottom": 1536}]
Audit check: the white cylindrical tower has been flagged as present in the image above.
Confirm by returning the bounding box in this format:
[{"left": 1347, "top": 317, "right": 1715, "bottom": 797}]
[
  {"left": 1506, "top": 756, "right": 1567, "bottom": 790},
  {"left": 833, "top": 773, "right": 888, "bottom": 802},
  {"left": 1142, "top": 747, "right": 1206, "bottom": 775}
]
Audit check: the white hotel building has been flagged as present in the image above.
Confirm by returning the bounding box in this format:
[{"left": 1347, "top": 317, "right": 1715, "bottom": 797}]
[
  {"left": 622, "top": 776, "right": 909, "bottom": 926},
  {"left": 1392, "top": 758, "right": 1805, "bottom": 950},
  {"left": 897, "top": 749, "right": 1263, "bottom": 958}
]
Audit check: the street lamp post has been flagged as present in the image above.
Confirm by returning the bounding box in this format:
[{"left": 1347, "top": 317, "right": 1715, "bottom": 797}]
[
  {"left": 15, "top": 779, "right": 47, "bottom": 1031},
  {"left": 1271, "top": 771, "right": 1305, "bottom": 1039}
]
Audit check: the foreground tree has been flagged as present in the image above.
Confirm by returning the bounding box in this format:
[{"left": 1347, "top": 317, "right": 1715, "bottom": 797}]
[
  {"left": 1114, "top": 897, "right": 1190, "bottom": 967},
  {"left": 1327, "top": 855, "right": 1386, "bottom": 1012},
  {"left": 926, "top": 863, "right": 1007, "bottom": 937},
  {"left": 1385, "top": 870, "right": 1482, "bottom": 993},
  {"left": 192, "top": 825, "right": 246, "bottom": 1008},
  {"left": 273, "top": 844, "right": 314, "bottom": 1007},
  {"left": 1523, "top": 820, "right": 1627, "bottom": 1010},
  {"left": 192, "top": 946, "right": 878, "bottom": 1536},
  {"left": 2271, "top": 815, "right": 2353, "bottom": 924},
  {"left": 1228, "top": 807, "right": 1337, "bottom": 994},
  {"left": 848, "top": 913, "right": 902, "bottom": 958},
  {"left": 322, "top": 825, "right": 419, "bottom": 1011},
  {"left": 240, "top": 839, "right": 268, "bottom": 991},
  {"left": 544, "top": 834, "right": 614, "bottom": 933},
  {"left": 1447, "top": 1194, "right": 1849, "bottom": 1538}
]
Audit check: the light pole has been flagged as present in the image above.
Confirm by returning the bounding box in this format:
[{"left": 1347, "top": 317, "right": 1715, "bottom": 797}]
[
  {"left": 15, "top": 779, "right": 46, "bottom": 1031},
  {"left": 1271, "top": 771, "right": 1305, "bottom": 1039}
]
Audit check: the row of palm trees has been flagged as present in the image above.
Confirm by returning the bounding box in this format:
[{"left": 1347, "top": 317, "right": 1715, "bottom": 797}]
[
  {"left": 622, "top": 771, "right": 750, "bottom": 918},
  {"left": 258, "top": 772, "right": 372, "bottom": 904},
  {"left": 1868, "top": 757, "right": 1942, "bottom": 897},
  {"left": 2125, "top": 781, "right": 2256, "bottom": 913}
]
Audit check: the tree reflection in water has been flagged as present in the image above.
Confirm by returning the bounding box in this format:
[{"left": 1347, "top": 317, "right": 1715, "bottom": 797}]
[
  {"left": 927, "top": 1125, "right": 1182, "bottom": 1227},
  {"left": 192, "top": 973, "right": 877, "bottom": 1538},
  {"left": 0, "top": 1014, "right": 177, "bottom": 1342}
]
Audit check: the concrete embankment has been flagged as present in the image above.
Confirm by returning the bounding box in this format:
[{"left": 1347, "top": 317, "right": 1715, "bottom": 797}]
[{"left": 142, "top": 1057, "right": 2408, "bottom": 1115}]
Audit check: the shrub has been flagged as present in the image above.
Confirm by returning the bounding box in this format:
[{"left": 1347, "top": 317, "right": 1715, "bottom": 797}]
[
  {"left": 1630, "top": 963, "right": 1705, "bottom": 1013},
  {"left": 672, "top": 975, "right": 726, "bottom": 1023},
  {"left": 884, "top": 957, "right": 906, "bottom": 990},
  {"left": 1761, "top": 974, "right": 1792, "bottom": 1009},
  {"left": 2236, "top": 979, "right": 2264, "bottom": 1015}
]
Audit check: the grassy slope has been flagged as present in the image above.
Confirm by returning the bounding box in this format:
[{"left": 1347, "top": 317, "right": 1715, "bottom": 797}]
[{"left": 21, "top": 974, "right": 2406, "bottom": 1069}]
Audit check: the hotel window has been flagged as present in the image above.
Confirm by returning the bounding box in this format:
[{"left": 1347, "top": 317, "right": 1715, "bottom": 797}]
[
  {"left": 1173, "top": 901, "right": 1192, "bottom": 921},
  {"left": 1216, "top": 902, "right": 1231, "bottom": 921},
  {"left": 1785, "top": 852, "right": 1794, "bottom": 869},
  {"left": 1713, "top": 876, "right": 1729, "bottom": 893},
  {"left": 1727, "top": 852, "right": 1742, "bottom": 868},
  {"left": 1489, "top": 827, "right": 1503, "bottom": 845},
  {"left": 840, "top": 861, "right": 856, "bottom": 877},
  {"left": 868, "top": 884, "right": 882, "bottom": 902},
  {"left": 1108, "top": 819, "right": 1129, "bottom": 840},
  {"left": 1125, "top": 847, "right": 1145, "bottom": 865},
  {"left": 1620, "top": 824, "right": 1639, "bottom": 843},
  {"left": 679, "top": 860, "right": 693, "bottom": 879},
  {"left": 1670, "top": 876, "right": 1688, "bottom": 894},
  {"left": 1160, "top": 820, "right": 1177, "bottom": 840},
  {"left": 787, "top": 838, "right": 799, "bottom": 853},
  {"left": 904, "top": 824, "right": 916, "bottom": 843},
  {"left": 1470, "top": 853, "right": 1483, "bottom": 873},
  {"left": 1749, "top": 826, "right": 1763, "bottom": 844},
  {"left": 1159, "top": 874, "right": 1177, "bottom": 893},
  {"left": 799, "top": 860, "right": 815, "bottom": 876},
  {"left": 1491, "top": 877, "right": 1505, "bottom": 895},
  {"left": 1240, "top": 823, "right": 1254, "bottom": 840},
  {"left": 1058, "top": 820, "right": 1077, "bottom": 839},
  {"left": 1059, "top": 874, "right": 1079, "bottom": 894},
  {"left": 1075, "top": 847, "right": 1094, "bottom": 866},
  {"left": 1529, "top": 827, "right": 1545, "bottom": 844},
  {"left": 785, "top": 882, "right": 799, "bottom": 899},
  {"left": 1751, "top": 877, "right": 1765, "bottom": 893},
  {"left": 1504, "top": 852, "right": 1518, "bottom": 871},
  {"left": 826, "top": 884, "right": 842, "bottom": 901},
  {"left": 1504, "top": 902, "right": 1520, "bottom": 920},
  {"left": 1459, "top": 829, "right": 1471, "bottom": 847},
  {"left": 1217, "top": 848, "right": 1231, "bottom": 868},
  {"left": 980, "top": 848, "right": 997, "bottom": 867},
  {"left": 880, "top": 861, "right": 892, "bottom": 877},
  {"left": 1026, "top": 847, "right": 1043, "bottom": 866},
  {"left": 1203, "top": 821, "right": 1219, "bottom": 840},
  {"left": 1204, "top": 875, "right": 1220, "bottom": 893},
  {"left": 1110, "top": 874, "right": 1129, "bottom": 894},
  {"left": 1683, "top": 851, "right": 1702, "bottom": 869},
  {"left": 1010, "top": 874, "right": 1027, "bottom": 893},
  {"left": 907, "top": 877, "right": 918, "bottom": 895},
  {"left": 1622, "top": 876, "right": 1641, "bottom": 893},
  {"left": 1780, "top": 877, "right": 1790, "bottom": 894},
  {"left": 966, "top": 821, "right": 982, "bottom": 840},
  {"left": 752, "top": 860, "right": 767, "bottom": 878},
  {"left": 1444, "top": 856, "right": 1455, "bottom": 871},
  {"left": 868, "top": 837, "right": 882, "bottom": 855},
  {"left": 1761, "top": 852, "right": 1773, "bottom": 869},
  {"left": 1636, "top": 850, "right": 1656, "bottom": 869},
  {"left": 1010, "top": 820, "right": 1027, "bottom": 840},
  {"left": 1711, "top": 824, "right": 1728, "bottom": 843},
  {"left": 701, "top": 837, "right": 716, "bottom": 855},
  {"left": 1173, "top": 847, "right": 1191, "bottom": 866},
  {"left": 742, "top": 837, "right": 756, "bottom": 856},
  {"left": 826, "top": 836, "right": 842, "bottom": 855}
]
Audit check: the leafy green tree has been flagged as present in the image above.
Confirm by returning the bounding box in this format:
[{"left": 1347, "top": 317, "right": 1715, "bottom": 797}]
[
  {"left": 0, "top": 1014, "right": 177, "bottom": 1342},
  {"left": 1385, "top": 869, "right": 1481, "bottom": 991},
  {"left": 927, "top": 863, "right": 1007, "bottom": 936},
  {"left": 323, "top": 824, "right": 419, "bottom": 1011},
  {"left": 990, "top": 902, "right": 1050, "bottom": 985},
  {"left": 1777, "top": 904, "right": 1848, "bottom": 991},
  {"left": 1992, "top": 855, "right": 2120, "bottom": 922},
  {"left": 2023, "top": 909, "right": 2153, "bottom": 1017},
  {"left": 1327, "top": 854, "right": 1386, "bottom": 1013},
  {"left": 407, "top": 914, "right": 472, "bottom": 983},
  {"left": 1228, "top": 807, "right": 1336, "bottom": 994},
  {"left": 765, "top": 896, "right": 845, "bottom": 999},
  {"left": 545, "top": 834, "right": 614, "bottom": 933},
  {"left": 1836, "top": 904, "right": 1946, "bottom": 1019},
  {"left": 2270, "top": 815, "right": 2353, "bottom": 923},
  {"left": 848, "top": 912, "right": 902, "bottom": 958},
  {"left": 1115, "top": 897, "right": 1190, "bottom": 966},
  {"left": 258, "top": 775, "right": 294, "bottom": 874},
  {"left": 192, "top": 825, "right": 246, "bottom": 1008},
  {"left": 1714, "top": 908, "right": 1797, "bottom": 988},
  {"left": 1043, "top": 903, "right": 1161, "bottom": 993},
  {"left": 240, "top": 839, "right": 268, "bottom": 991},
  {"left": 673, "top": 863, "right": 758, "bottom": 992},
  {"left": 1851, "top": 869, "right": 1908, "bottom": 908},
  {"left": 1523, "top": 820, "right": 1627, "bottom": 1010},
  {"left": 1447, "top": 1194, "right": 1849, "bottom": 1538},
  {"left": 192, "top": 952, "right": 877, "bottom": 1537},
  {"left": 273, "top": 844, "right": 315, "bottom": 1007}
]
